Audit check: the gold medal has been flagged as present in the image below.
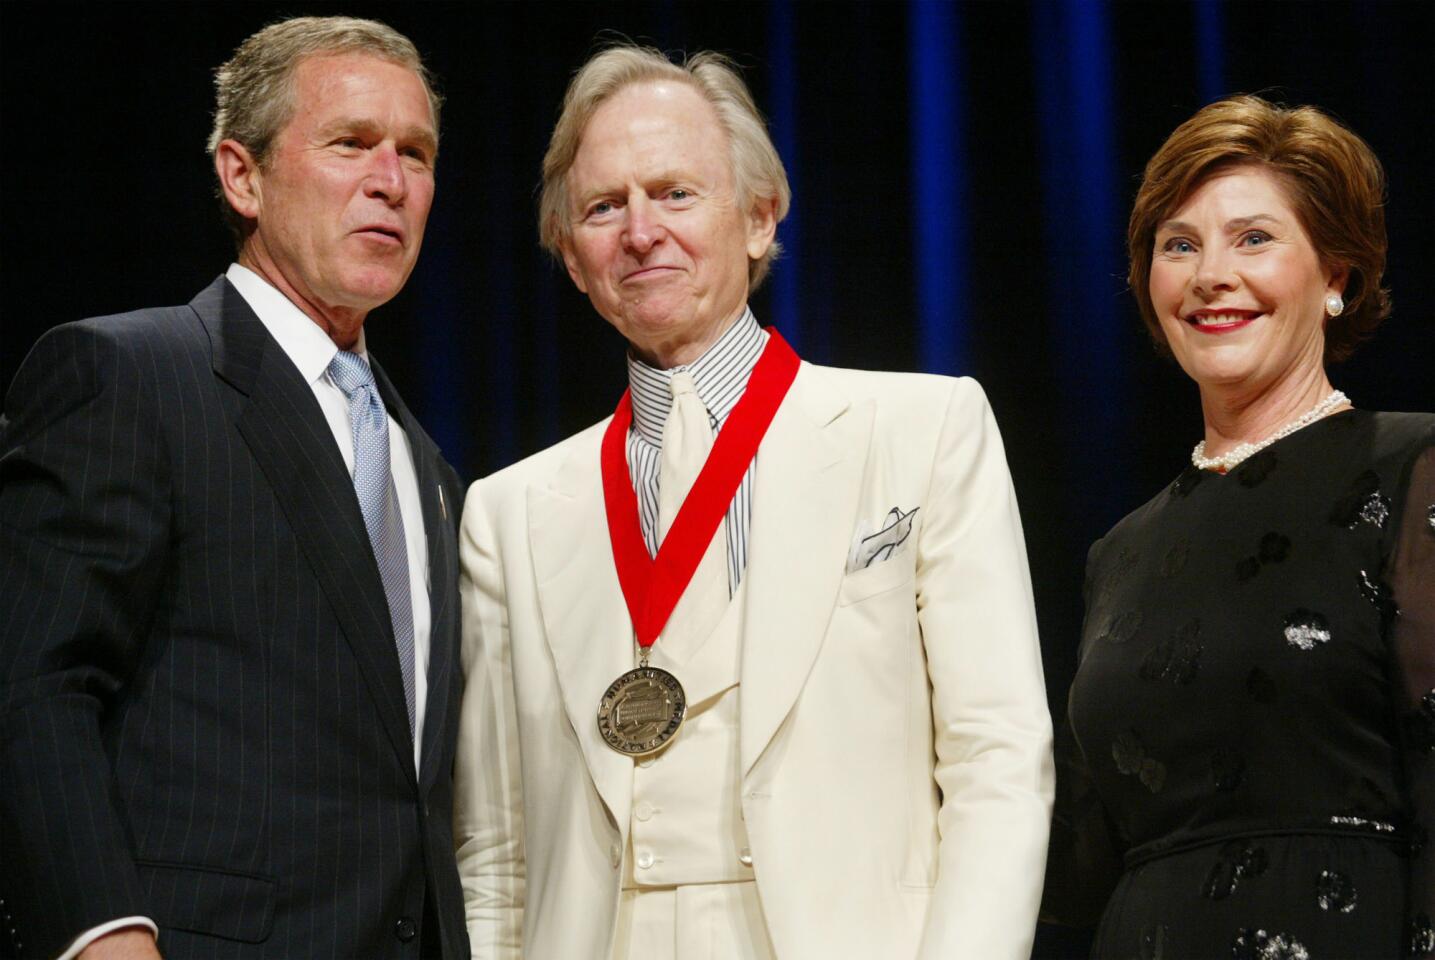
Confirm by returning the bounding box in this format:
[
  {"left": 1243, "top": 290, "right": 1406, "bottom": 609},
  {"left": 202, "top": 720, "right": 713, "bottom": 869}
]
[{"left": 597, "top": 665, "right": 686, "bottom": 756}]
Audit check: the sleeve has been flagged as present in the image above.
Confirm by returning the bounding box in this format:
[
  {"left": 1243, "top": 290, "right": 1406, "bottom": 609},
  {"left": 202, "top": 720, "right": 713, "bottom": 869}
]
[
  {"left": 0, "top": 322, "right": 170, "bottom": 957},
  {"left": 56, "top": 919, "right": 159, "bottom": 960},
  {"left": 451, "top": 481, "right": 526, "bottom": 960},
  {"left": 913, "top": 378, "right": 1056, "bottom": 960},
  {"left": 1041, "top": 538, "right": 1126, "bottom": 930},
  {"left": 1390, "top": 441, "right": 1435, "bottom": 955}
]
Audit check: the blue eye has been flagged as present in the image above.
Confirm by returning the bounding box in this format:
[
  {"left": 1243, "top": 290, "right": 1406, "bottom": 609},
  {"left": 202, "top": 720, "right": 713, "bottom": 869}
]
[
  {"left": 1162, "top": 238, "right": 1195, "bottom": 254},
  {"left": 669, "top": 189, "right": 689, "bottom": 200},
  {"left": 1240, "top": 230, "right": 1272, "bottom": 247}
]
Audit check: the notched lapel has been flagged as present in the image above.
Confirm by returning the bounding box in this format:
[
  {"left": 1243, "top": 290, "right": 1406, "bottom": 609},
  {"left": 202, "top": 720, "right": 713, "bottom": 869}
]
[
  {"left": 199, "top": 282, "right": 419, "bottom": 789},
  {"left": 527, "top": 429, "right": 635, "bottom": 834},
  {"left": 740, "top": 366, "right": 873, "bottom": 777}
]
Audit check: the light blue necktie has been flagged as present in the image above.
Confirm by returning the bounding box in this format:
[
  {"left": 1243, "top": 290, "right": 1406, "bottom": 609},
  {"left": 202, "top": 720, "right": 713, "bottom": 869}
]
[{"left": 328, "top": 350, "right": 417, "bottom": 740}]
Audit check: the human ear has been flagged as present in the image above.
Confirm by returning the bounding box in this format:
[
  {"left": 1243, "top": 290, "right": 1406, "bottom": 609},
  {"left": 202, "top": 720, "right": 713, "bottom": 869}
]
[
  {"left": 1325, "top": 262, "right": 1350, "bottom": 297},
  {"left": 215, "top": 139, "right": 263, "bottom": 222},
  {"left": 744, "top": 195, "right": 779, "bottom": 261}
]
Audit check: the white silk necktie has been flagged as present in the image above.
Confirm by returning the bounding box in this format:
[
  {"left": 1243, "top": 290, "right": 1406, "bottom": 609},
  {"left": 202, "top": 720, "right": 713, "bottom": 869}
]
[{"left": 655, "top": 372, "right": 729, "bottom": 661}]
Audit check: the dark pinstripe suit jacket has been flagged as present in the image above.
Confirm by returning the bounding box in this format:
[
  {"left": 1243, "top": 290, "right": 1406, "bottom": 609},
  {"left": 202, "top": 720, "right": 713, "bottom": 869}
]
[{"left": 0, "top": 277, "right": 470, "bottom": 959}]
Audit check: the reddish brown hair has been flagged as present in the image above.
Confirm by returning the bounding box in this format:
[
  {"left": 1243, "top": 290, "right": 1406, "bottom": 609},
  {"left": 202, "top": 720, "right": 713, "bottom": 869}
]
[{"left": 1128, "top": 95, "right": 1390, "bottom": 362}]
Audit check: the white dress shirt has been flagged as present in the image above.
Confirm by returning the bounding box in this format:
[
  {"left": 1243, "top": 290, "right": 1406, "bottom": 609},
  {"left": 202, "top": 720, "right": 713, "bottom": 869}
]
[
  {"left": 58, "top": 265, "right": 432, "bottom": 960},
  {"left": 227, "top": 263, "right": 430, "bottom": 765}
]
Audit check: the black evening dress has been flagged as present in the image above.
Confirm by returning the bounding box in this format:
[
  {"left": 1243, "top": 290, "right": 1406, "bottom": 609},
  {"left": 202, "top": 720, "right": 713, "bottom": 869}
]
[{"left": 1057, "top": 410, "right": 1435, "bottom": 959}]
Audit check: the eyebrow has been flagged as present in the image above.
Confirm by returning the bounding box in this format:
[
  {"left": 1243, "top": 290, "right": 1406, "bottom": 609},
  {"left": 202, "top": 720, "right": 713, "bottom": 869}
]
[
  {"left": 318, "top": 117, "right": 438, "bottom": 156},
  {"left": 572, "top": 171, "right": 695, "bottom": 209},
  {"left": 1157, "top": 214, "right": 1284, "bottom": 234}
]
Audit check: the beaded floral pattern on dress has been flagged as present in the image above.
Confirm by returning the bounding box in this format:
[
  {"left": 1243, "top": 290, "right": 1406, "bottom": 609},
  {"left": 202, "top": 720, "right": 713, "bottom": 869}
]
[
  {"left": 1113, "top": 730, "right": 1166, "bottom": 793},
  {"left": 1315, "top": 869, "right": 1357, "bottom": 913},
  {"left": 1409, "top": 913, "right": 1435, "bottom": 955},
  {"left": 1328, "top": 470, "right": 1389, "bottom": 530},
  {"left": 1283, "top": 611, "right": 1331, "bottom": 651},
  {"left": 1139, "top": 620, "right": 1203, "bottom": 684},
  {"left": 1203, "top": 840, "right": 1268, "bottom": 899}
]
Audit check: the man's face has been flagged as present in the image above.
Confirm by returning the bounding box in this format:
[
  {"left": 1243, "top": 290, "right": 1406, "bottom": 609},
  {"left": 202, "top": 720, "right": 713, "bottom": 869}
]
[
  {"left": 247, "top": 53, "right": 436, "bottom": 322},
  {"left": 559, "top": 81, "right": 773, "bottom": 366}
]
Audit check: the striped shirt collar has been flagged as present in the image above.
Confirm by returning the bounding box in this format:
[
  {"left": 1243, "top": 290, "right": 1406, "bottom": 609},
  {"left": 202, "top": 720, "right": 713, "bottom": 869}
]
[{"left": 626, "top": 306, "right": 768, "bottom": 446}]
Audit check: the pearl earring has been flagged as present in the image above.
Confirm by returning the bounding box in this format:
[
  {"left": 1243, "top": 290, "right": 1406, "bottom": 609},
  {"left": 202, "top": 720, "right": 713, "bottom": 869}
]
[{"left": 1325, "top": 293, "right": 1345, "bottom": 317}]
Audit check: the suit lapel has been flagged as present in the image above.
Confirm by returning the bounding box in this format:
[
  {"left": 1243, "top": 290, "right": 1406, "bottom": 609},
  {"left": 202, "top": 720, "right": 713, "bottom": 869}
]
[
  {"left": 739, "top": 364, "right": 872, "bottom": 777},
  {"left": 527, "top": 425, "right": 635, "bottom": 834},
  {"left": 373, "top": 360, "right": 458, "bottom": 792},
  {"left": 197, "top": 278, "right": 418, "bottom": 789}
]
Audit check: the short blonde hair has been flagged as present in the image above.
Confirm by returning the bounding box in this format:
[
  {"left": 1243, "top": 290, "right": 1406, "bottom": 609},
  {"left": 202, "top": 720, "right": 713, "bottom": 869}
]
[
  {"left": 208, "top": 16, "right": 442, "bottom": 245},
  {"left": 539, "top": 45, "right": 791, "bottom": 290},
  {"left": 1128, "top": 95, "right": 1389, "bottom": 363}
]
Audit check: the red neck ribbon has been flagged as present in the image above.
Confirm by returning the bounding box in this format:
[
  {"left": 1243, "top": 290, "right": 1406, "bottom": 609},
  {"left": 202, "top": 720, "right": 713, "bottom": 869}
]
[{"left": 601, "top": 330, "right": 800, "bottom": 649}]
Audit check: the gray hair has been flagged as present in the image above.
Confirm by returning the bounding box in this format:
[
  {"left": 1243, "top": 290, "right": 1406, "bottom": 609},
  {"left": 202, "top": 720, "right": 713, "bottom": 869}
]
[
  {"left": 539, "top": 45, "right": 791, "bottom": 290},
  {"left": 207, "top": 16, "right": 442, "bottom": 245}
]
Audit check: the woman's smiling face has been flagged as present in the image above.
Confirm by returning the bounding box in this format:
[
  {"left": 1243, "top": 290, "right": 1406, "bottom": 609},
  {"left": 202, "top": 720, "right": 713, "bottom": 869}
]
[{"left": 1149, "top": 165, "right": 1346, "bottom": 395}]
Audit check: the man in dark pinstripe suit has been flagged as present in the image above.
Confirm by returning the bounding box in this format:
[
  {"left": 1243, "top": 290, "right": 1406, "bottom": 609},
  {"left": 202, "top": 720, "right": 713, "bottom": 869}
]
[{"left": 0, "top": 17, "right": 468, "bottom": 960}]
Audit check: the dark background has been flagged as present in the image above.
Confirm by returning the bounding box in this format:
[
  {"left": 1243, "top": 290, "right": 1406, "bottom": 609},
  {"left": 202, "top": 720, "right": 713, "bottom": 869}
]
[{"left": 2, "top": 2, "right": 1431, "bottom": 954}]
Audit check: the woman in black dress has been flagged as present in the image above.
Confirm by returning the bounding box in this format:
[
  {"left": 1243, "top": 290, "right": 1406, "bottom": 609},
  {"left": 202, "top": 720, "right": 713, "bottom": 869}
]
[{"left": 1049, "top": 96, "right": 1434, "bottom": 958}]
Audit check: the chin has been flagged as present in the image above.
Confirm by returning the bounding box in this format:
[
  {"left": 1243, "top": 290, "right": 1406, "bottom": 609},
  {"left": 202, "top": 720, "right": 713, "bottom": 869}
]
[
  {"left": 340, "top": 268, "right": 408, "bottom": 307},
  {"left": 620, "top": 301, "right": 693, "bottom": 335}
]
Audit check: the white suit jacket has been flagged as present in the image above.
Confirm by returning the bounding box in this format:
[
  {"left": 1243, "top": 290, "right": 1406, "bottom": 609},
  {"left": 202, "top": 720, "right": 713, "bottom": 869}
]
[{"left": 453, "top": 363, "right": 1054, "bottom": 960}]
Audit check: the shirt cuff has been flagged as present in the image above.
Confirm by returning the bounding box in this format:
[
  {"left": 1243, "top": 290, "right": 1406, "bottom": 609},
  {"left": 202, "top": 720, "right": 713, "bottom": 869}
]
[{"left": 57, "top": 918, "right": 158, "bottom": 960}]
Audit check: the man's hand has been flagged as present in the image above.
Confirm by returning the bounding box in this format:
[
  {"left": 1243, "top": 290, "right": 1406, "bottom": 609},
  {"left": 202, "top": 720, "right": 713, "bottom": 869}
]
[{"left": 77, "top": 929, "right": 162, "bottom": 960}]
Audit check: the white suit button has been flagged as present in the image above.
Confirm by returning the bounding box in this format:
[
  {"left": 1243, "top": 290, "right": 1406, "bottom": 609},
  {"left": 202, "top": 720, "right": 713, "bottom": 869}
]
[
  {"left": 609, "top": 845, "right": 621, "bottom": 867},
  {"left": 738, "top": 847, "right": 753, "bottom": 866},
  {"left": 636, "top": 851, "right": 655, "bottom": 869},
  {"left": 634, "top": 802, "right": 655, "bottom": 821}
]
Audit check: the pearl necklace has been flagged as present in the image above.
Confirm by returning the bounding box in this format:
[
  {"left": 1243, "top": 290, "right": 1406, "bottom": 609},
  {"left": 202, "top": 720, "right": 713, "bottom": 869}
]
[{"left": 1191, "top": 389, "right": 1349, "bottom": 472}]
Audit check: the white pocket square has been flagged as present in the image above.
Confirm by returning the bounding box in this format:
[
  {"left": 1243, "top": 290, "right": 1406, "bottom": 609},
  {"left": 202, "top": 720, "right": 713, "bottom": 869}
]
[{"left": 846, "top": 506, "right": 919, "bottom": 574}]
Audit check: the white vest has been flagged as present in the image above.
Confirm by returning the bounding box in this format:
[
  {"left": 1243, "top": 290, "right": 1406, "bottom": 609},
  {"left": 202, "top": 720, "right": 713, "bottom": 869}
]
[{"left": 624, "top": 578, "right": 753, "bottom": 888}]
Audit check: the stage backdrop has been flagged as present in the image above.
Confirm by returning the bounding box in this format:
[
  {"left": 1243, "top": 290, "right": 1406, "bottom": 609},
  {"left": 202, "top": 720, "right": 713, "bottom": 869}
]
[{"left": 2, "top": 2, "right": 1431, "bottom": 954}]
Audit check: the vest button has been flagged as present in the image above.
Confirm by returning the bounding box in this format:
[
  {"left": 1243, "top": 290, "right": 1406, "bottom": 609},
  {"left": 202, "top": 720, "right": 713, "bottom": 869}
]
[
  {"left": 636, "top": 851, "right": 655, "bottom": 869},
  {"left": 634, "top": 802, "right": 655, "bottom": 821},
  {"left": 738, "top": 847, "right": 753, "bottom": 866},
  {"left": 394, "top": 916, "right": 417, "bottom": 943},
  {"left": 609, "top": 844, "right": 622, "bottom": 867},
  {"left": 638, "top": 756, "right": 657, "bottom": 768}
]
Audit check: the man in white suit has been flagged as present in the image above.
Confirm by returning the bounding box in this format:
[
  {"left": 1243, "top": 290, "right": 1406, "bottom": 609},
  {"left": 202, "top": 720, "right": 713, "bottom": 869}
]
[{"left": 453, "top": 45, "right": 1054, "bottom": 960}]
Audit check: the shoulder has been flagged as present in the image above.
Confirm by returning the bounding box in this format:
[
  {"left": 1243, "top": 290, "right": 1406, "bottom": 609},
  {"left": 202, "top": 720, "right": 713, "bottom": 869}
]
[
  {"left": 800, "top": 363, "right": 992, "bottom": 429},
  {"left": 803, "top": 362, "right": 978, "bottom": 404},
  {"left": 1359, "top": 410, "right": 1435, "bottom": 458},
  {"left": 5, "top": 301, "right": 206, "bottom": 421},
  {"left": 31, "top": 300, "right": 201, "bottom": 353},
  {"left": 1313, "top": 410, "right": 1435, "bottom": 495},
  {"left": 16, "top": 300, "right": 207, "bottom": 384}
]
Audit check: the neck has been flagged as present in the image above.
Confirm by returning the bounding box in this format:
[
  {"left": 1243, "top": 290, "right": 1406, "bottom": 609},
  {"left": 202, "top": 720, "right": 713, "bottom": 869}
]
[
  {"left": 238, "top": 245, "right": 366, "bottom": 350},
  {"left": 630, "top": 302, "right": 746, "bottom": 370},
  {"left": 1197, "top": 366, "right": 1343, "bottom": 460}
]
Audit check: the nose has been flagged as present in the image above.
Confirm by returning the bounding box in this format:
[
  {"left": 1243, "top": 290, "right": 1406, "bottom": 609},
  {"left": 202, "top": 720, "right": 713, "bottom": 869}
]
[
  {"left": 1192, "top": 246, "right": 1238, "bottom": 300},
  {"left": 363, "top": 144, "right": 408, "bottom": 206},
  {"left": 621, "top": 195, "right": 666, "bottom": 255}
]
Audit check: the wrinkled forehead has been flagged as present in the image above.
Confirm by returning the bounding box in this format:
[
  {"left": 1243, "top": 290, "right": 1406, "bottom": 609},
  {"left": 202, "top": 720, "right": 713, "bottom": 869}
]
[
  {"left": 291, "top": 51, "right": 439, "bottom": 134},
  {"left": 570, "top": 80, "right": 729, "bottom": 181}
]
